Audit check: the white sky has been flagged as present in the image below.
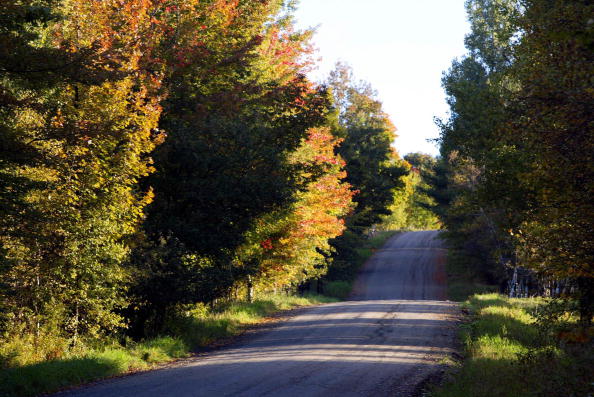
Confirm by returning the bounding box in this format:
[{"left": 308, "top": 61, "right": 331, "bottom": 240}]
[{"left": 293, "top": 0, "right": 470, "bottom": 156}]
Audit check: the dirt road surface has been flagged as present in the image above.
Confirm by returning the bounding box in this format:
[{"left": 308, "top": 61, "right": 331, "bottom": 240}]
[{"left": 59, "top": 231, "right": 458, "bottom": 397}]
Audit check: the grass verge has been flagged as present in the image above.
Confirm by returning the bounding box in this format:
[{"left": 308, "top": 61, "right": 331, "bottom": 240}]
[
  {"left": 0, "top": 293, "right": 336, "bottom": 397},
  {"left": 430, "top": 293, "right": 594, "bottom": 397}
]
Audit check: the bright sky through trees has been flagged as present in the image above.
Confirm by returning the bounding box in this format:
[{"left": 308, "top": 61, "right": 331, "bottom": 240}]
[{"left": 294, "top": 0, "right": 470, "bottom": 156}]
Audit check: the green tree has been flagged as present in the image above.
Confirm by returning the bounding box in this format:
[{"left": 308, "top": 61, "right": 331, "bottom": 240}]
[
  {"left": 435, "top": 0, "right": 594, "bottom": 324},
  {"left": 327, "top": 62, "right": 407, "bottom": 232},
  {"left": 434, "top": 0, "right": 525, "bottom": 287},
  {"left": 379, "top": 153, "right": 440, "bottom": 231},
  {"left": 509, "top": 0, "right": 594, "bottom": 322}
]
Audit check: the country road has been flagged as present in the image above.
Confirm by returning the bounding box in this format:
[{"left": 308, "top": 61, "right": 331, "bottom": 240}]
[{"left": 60, "top": 231, "right": 458, "bottom": 397}]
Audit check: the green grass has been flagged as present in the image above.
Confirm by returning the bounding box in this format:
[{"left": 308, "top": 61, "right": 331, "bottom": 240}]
[
  {"left": 431, "top": 293, "right": 594, "bottom": 397},
  {"left": 0, "top": 293, "right": 336, "bottom": 397},
  {"left": 0, "top": 348, "right": 149, "bottom": 397}
]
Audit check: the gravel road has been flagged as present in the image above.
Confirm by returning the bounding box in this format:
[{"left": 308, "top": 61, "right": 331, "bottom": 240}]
[{"left": 60, "top": 230, "right": 458, "bottom": 397}]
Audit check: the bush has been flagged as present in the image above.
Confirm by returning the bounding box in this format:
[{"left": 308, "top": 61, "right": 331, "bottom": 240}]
[{"left": 0, "top": 326, "right": 72, "bottom": 368}]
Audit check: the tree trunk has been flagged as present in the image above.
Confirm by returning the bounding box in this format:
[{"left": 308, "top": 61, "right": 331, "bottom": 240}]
[
  {"left": 577, "top": 277, "right": 593, "bottom": 326},
  {"left": 247, "top": 275, "right": 254, "bottom": 303}
]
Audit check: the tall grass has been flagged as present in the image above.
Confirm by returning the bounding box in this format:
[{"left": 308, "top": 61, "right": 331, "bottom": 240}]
[
  {"left": 431, "top": 294, "right": 594, "bottom": 397},
  {"left": 0, "top": 293, "right": 336, "bottom": 397}
]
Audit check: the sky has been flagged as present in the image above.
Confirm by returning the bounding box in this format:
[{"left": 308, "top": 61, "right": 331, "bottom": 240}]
[{"left": 293, "top": 0, "right": 471, "bottom": 156}]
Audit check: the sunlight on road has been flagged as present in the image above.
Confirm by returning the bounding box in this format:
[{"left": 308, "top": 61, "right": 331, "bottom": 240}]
[{"left": 61, "top": 232, "right": 458, "bottom": 397}]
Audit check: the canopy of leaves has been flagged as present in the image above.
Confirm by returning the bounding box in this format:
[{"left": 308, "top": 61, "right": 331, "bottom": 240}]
[{"left": 433, "top": 0, "right": 594, "bottom": 321}]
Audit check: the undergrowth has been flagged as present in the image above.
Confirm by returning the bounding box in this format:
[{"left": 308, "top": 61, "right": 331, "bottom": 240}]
[{"left": 0, "top": 293, "right": 335, "bottom": 397}]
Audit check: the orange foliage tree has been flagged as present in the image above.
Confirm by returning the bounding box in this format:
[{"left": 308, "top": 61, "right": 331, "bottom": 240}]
[{"left": 238, "top": 127, "right": 355, "bottom": 292}]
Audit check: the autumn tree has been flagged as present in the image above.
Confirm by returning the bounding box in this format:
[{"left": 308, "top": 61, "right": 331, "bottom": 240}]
[
  {"left": 128, "top": 0, "right": 333, "bottom": 331},
  {"left": 327, "top": 62, "right": 407, "bottom": 233},
  {"left": 236, "top": 127, "right": 355, "bottom": 294},
  {"left": 0, "top": 0, "right": 166, "bottom": 340}
]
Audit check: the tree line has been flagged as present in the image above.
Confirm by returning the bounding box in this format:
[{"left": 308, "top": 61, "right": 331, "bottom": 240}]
[
  {"left": 432, "top": 0, "right": 593, "bottom": 323},
  {"left": 0, "top": 0, "right": 420, "bottom": 347}
]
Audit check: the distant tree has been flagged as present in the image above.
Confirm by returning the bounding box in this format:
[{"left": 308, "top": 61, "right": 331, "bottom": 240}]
[
  {"left": 323, "top": 62, "right": 408, "bottom": 281},
  {"left": 378, "top": 153, "right": 440, "bottom": 231},
  {"left": 327, "top": 62, "right": 407, "bottom": 233}
]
